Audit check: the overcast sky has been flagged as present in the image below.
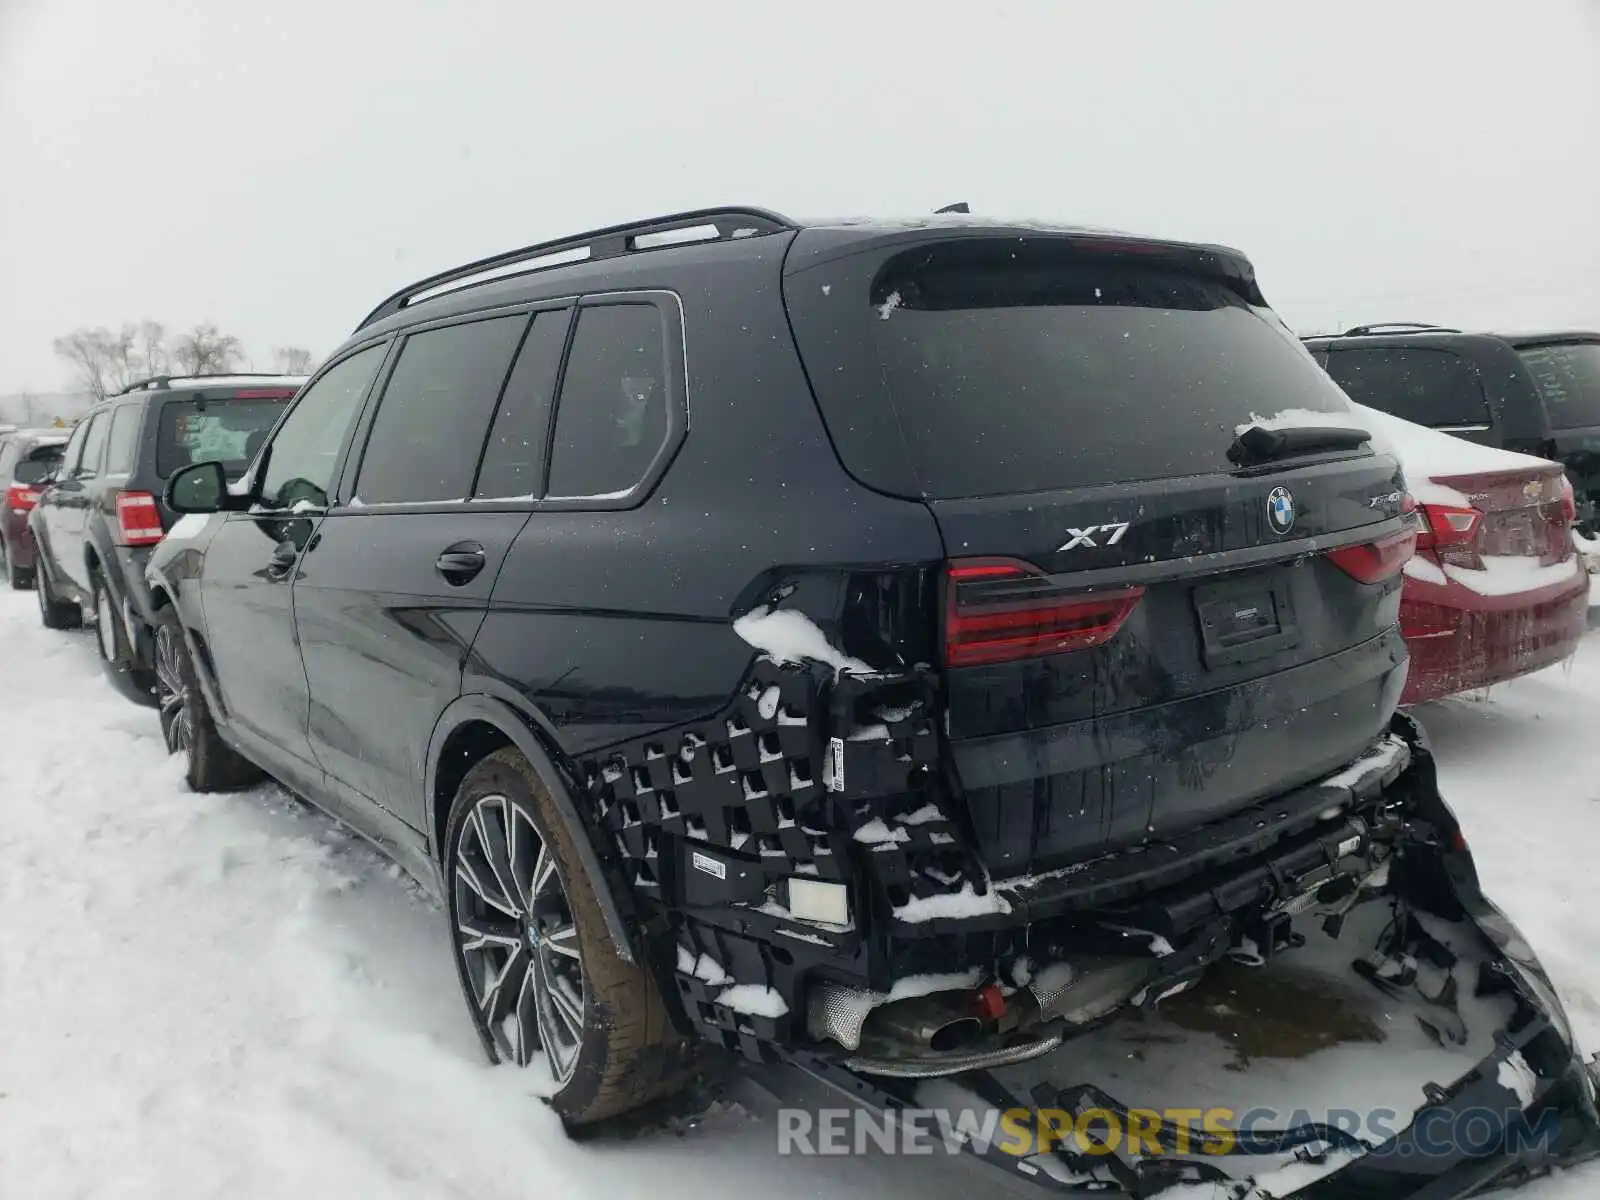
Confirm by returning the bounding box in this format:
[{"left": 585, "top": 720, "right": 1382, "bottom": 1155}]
[{"left": 1, "top": 0, "right": 1596, "bottom": 393}]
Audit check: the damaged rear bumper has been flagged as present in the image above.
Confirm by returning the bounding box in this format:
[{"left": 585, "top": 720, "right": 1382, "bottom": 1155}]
[{"left": 781, "top": 712, "right": 1600, "bottom": 1197}]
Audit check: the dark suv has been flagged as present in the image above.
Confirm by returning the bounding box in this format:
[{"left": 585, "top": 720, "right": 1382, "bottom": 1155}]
[
  {"left": 28, "top": 375, "right": 301, "bottom": 701},
  {"left": 1303, "top": 324, "right": 1600, "bottom": 537},
  {"left": 147, "top": 209, "right": 1598, "bottom": 1193},
  {"left": 0, "top": 427, "right": 70, "bottom": 588}
]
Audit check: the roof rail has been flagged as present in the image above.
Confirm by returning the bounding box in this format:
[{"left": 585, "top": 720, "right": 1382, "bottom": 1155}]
[
  {"left": 354, "top": 205, "right": 799, "bottom": 333},
  {"left": 113, "top": 372, "right": 302, "bottom": 396},
  {"left": 1341, "top": 322, "right": 1461, "bottom": 337},
  {"left": 115, "top": 376, "right": 173, "bottom": 394}
]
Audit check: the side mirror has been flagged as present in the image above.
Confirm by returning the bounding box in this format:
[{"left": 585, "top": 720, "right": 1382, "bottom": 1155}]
[{"left": 165, "top": 460, "right": 229, "bottom": 514}]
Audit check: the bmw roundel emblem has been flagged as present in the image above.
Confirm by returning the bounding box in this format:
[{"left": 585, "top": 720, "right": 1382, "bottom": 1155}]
[{"left": 1266, "top": 486, "right": 1296, "bottom": 536}]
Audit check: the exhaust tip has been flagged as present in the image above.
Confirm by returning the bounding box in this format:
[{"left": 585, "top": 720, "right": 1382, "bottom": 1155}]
[{"left": 928, "top": 1016, "right": 983, "bottom": 1053}]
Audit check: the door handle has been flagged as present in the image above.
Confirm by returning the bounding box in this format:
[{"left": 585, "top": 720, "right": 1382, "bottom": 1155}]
[{"left": 436, "top": 543, "right": 487, "bottom": 585}]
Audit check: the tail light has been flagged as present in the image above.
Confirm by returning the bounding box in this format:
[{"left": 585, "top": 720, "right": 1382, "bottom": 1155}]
[
  {"left": 5, "top": 484, "right": 40, "bottom": 513},
  {"left": 944, "top": 558, "right": 1143, "bottom": 667},
  {"left": 1326, "top": 498, "right": 1417, "bottom": 584},
  {"left": 1412, "top": 502, "right": 1483, "bottom": 568},
  {"left": 114, "top": 491, "right": 165, "bottom": 546},
  {"left": 1559, "top": 476, "right": 1577, "bottom": 525}
]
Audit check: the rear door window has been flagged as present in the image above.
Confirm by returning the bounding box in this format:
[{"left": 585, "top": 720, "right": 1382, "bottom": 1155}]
[
  {"left": 157, "top": 397, "right": 290, "bottom": 478},
  {"left": 787, "top": 242, "right": 1358, "bottom": 499},
  {"left": 546, "top": 303, "right": 672, "bottom": 500},
  {"left": 474, "top": 309, "right": 571, "bottom": 499},
  {"left": 1515, "top": 342, "right": 1600, "bottom": 429},
  {"left": 353, "top": 314, "right": 527, "bottom": 505},
  {"left": 1324, "top": 347, "right": 1491, "bottom": 430}
]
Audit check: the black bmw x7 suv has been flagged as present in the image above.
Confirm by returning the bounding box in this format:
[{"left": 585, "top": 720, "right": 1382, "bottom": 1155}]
[{"left": 148, "top": 208, "right": 1599, "bottom": 1196}]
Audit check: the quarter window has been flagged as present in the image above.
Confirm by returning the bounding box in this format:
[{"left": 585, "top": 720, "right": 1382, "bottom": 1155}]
[{"left": 546, "top": 303, "right": 671, "bottom": 499}]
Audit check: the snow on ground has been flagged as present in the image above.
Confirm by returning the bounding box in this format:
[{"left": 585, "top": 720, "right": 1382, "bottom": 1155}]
[{"left": 2, "top": 589, "right": 1599, "bottom": 1199}]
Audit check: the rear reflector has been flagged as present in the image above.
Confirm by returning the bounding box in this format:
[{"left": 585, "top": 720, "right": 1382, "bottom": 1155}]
[
  {"left": 114, "top": 491, "right": 165, "bottom": 546},
  {"left": 5, "top": 484, "right": 40, "bottom": 513},
  {"left": 944, "top": 558, "right": 1143, "bottom": 667},
  {"left": 1326, "top": 524, "right": 1417, "bottom": 584}
]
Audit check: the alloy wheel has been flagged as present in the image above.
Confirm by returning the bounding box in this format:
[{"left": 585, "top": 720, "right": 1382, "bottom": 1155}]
[
  {"left": 153, "top": 624, "right": 193, "bottom": 755},
  {"left": 453, "top": 793, "right": 585, "bottom": 1082}
]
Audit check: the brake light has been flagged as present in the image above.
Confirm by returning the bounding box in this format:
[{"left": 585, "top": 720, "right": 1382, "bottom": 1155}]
[
  {"left": 1414, "top": 503, "right": 1482, "bottom": 549},
  {"left": 944, "top": 558, "right": 1143, "bottom": 667},
  {"left": 1559, "top": 477, "right": 1577, "bottom": 525},
  {"left": 114, "top": 491, "right": 165, "bottom": 546},
  {"left": 5, "top": 484, "right": 40, "bottom": 513},
  {"left": 229, "top": 389, "right": 297, "bottom": 400},
  {"left": 1327, "top": 524, "right": 1417, "bottom": 584},
  {"left": 1411, "top": 502, "right": 1482, "bottom": 568}
]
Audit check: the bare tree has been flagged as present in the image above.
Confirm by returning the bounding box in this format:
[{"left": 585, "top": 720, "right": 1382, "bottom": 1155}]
[
  {"left": 171, "top": 323, "right": 244, "bottom": 376},
  {"left": 270, "top": 346, "right": 316, "bottom": 374},
  {"left": 52, "top": 328, "right": 117, "bottom": 401},
  {"left": 136, "top": 320, "right": 172, "bottom": 379},
  {"left": 103, "top": 325, "right": 143, "bottom": 392}
]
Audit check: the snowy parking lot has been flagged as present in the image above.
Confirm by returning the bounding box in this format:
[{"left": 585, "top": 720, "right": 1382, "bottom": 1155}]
[{"left": 3, "top": 587, "right": 1599, "bottom": 1199}]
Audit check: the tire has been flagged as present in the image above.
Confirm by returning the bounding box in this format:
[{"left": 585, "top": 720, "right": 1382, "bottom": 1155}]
[
  {"left": 35, "top": 557, "right": 81, "bottom": 629},
  {"left": 3, "top": 537, "right": 31, "bottom": 590},
  {"left": 91, "top": 569, "right": 158, "bottom": 707},
  {"left": 152, "top": 606, "right": 261, "bottom": 791},
  {"left": 444, "top": 747, "right": 692, "bottom": 1128}
]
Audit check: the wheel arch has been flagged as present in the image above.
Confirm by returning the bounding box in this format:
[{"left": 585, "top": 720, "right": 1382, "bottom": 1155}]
[{"left": 425, "top": 694, "right": 639, "bottom": 965}]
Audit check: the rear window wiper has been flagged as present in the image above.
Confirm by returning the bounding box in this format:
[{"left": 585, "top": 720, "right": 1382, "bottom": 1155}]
[{"left": 1228, "top": 422, "right": 1371, "bottom": 467}]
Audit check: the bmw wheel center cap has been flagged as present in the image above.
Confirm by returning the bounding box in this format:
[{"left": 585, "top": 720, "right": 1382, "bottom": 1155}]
[{"left": 1266, "top": 486, "right": 1296, "bottom": 536}]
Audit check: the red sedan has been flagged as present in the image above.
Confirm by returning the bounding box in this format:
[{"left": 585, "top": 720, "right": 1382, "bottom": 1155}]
[{"left": 1358, "top": 407, "right": 1590, "bottom": 704}]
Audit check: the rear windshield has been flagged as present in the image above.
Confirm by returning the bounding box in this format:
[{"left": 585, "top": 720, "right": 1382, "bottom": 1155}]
[
  {"left": 797, "top": 243, "right": 1356, "bottom": 499},
  {"left": 156, "top": 397, "right": 289, "bottom": 478},
  {"left": 1515, "top": 342, "right": 1600, "bottom": 429},
  {"left": 12, "top": 442, "right": 65, "bottom": 484},
  {"left": 1323, "top": 347, "right": 1490, "bottom": 428}
]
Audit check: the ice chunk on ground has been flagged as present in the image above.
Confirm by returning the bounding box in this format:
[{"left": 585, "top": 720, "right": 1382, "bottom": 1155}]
[{"left": 1498, "top": 1050, "right": 1539, "bottom": 1107}]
